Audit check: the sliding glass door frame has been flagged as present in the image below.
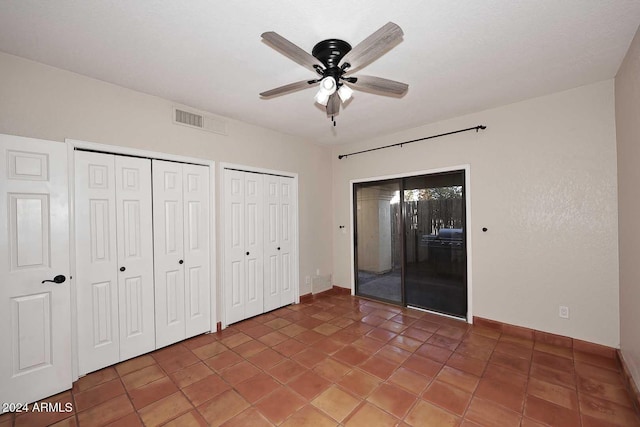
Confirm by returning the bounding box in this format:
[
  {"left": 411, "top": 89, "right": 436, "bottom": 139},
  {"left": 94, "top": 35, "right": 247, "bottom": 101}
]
[
  {"left": 352, "top": 179, "right": 406, "bottom": 306},
  {"left": 349, "top": 165, "right": 473, "bottom": 322}
]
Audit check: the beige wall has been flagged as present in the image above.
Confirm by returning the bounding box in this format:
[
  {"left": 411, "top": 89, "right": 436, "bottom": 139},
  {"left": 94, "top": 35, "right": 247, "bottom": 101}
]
[
  {"left": 332, "top": 80, "right": 620, "bottom": 347},
  {"left": 0, "top": 50, "right": 625, "bottom": 349},
  {"left": 0, "top": 52, "right": 334, "bottom": 320},
  {"left": 616, "top": 25, "right": 640, "bottom": 387}
]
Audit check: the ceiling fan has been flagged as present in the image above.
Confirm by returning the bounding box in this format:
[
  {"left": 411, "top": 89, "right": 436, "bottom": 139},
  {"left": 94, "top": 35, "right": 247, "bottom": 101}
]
[{"left": 259, "top": 22, "right": 409, "bottom": 124}]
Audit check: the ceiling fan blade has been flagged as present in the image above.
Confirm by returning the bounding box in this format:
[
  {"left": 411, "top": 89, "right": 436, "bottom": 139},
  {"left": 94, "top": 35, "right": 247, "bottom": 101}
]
[
  {"left": 339, "top": 22, "right": 404, "bottom": 72},
  {"left": 262, "top": 31, "right": 324, "bottom": 73},
  {"left": 326, "top": 92, "right": 340, "bottom": 116},
  {"left": 260, "top": 79, "right": 316, "bottom": 98},
  {"left": 349, "top": 75, "right": 408, "bottom": 96}
]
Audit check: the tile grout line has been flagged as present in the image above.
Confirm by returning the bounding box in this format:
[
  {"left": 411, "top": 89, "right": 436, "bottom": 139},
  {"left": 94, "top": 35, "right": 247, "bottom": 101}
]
[
  {"left": 150, "top": 344, "right": 199, "bottom": 426},
  {"left": 454, "top": 326, "right": 493, "bottom": 424},
  {"left": 116, "top": 370, "right": 145, "bottom": 427}
]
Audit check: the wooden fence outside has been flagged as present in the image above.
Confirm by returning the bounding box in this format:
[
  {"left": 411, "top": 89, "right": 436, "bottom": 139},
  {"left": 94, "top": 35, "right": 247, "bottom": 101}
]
[{"left": 391, "top": 198, "right": 464, "bottom": 265}]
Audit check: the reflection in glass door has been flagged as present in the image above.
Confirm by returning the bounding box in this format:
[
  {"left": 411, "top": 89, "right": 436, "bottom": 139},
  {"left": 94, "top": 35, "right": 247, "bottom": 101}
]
[
  {"left": 403, "top": 171, "right": 467, "bottom": 317},
  {"left": 354, "top": 180, "right": 403, "bottom": 304}
]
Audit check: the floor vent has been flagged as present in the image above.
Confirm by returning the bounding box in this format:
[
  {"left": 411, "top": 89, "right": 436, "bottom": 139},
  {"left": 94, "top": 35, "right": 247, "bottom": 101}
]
[
  {"left": 173, "top": 107, "right": 227, "bottom": 135},
  {"left": 312, "top": 274, "right": 332, "bottom": 294}
]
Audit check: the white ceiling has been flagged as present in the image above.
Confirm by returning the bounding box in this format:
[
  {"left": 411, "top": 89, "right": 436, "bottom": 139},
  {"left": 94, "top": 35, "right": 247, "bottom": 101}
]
[{"left": 0, "top": 1, "right": 639, "bottom": 145}]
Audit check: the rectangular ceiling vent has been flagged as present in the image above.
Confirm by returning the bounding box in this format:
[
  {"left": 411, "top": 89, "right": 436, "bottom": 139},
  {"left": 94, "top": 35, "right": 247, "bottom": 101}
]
[{"left": 173, "top": 107, "right": 227, "bottom": 135}]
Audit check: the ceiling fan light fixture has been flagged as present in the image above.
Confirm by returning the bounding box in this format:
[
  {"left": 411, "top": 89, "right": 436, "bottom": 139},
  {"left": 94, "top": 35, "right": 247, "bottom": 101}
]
[
  {"left": 314, "top": 91, "right": 331, "bottom": 106},
  {"left": 314, "top": 77, "right": 336, "bottom": 106},
  {"left": 320, "top": 76, "right": 336, "bottom": 93},
  {"left": 338, "top": 84, "right": 353, "bottom": 102}
]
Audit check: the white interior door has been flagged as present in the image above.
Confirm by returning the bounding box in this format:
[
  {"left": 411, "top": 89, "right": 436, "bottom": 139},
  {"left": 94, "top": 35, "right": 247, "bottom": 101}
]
[
  {"left": 75, "top": 151, "right": 120, "bottom": 375},
  {"left": 244, "top": 172, "right": 264, "bottom": 318},
  {"left": 263, "top": 175, "right": 281, "bottom": 312},
  {"left": 153, "top": 160, "right": 186, "bottom": 348},
  {"left": 115, "top": 156, "right": 155, "bottom": 360},
  {"left": 182, "top": 164, "right": 210, "bottom": 338},
  {"left": 279, "top": 177, "right": 295, "bottom": 306},
  {"left": 0, "top": 134, "right": 72, "bottom": 404},
  {"left": 224, "top": 169, "right": 246, "bottom": 324}
]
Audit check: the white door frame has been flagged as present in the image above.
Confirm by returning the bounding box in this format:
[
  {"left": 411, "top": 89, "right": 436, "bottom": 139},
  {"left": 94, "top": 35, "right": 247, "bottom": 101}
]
[
  {"left": 349, "top": 164, "right": 473, "bottom": 324},
  {"left": 219, "top": 162, "right": 300, "bottom": 329},
  {"left": 66, "top": 139, "right": 216, "bottom": 381}
]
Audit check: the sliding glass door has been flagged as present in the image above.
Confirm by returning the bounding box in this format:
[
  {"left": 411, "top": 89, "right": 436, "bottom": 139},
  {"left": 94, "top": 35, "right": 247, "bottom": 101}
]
[
  {"left": 403, "top": 171, "right": 466, "bottom": 316},
  {"left": 354, "top": 171, "right": 467, "bottom": 318},
  {"left": 354, "top": 180, "right": 403, "bottom": 304}
]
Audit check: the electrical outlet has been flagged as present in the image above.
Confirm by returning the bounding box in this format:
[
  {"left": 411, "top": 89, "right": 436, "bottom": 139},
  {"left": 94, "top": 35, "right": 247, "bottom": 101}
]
[
  {"left": 305, "top": 276, "right": 311, "bottom": 285},
  {"left": 559, "top": 305, "right": 569, "bottom": 319}
]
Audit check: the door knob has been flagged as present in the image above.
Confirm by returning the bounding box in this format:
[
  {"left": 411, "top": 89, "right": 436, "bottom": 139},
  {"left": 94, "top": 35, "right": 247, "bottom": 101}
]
[
  {"left": 246, "top": 252, "right": 250, "bottom": 255},
  {"left": 277, "top": 247, "right": 281, "bottom": 250},
  {"left": 179, "top": 260, "right": 184, "bottom": 264},
  {"left": 120, "top": 266, "right": 126, "bottom": 272},
  {"left": 42, "top": 275, "right": 66, "bottom": 284}
]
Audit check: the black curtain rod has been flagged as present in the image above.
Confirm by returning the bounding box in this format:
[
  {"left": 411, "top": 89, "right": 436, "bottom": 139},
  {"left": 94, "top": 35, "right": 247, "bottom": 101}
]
[{"left": 337, "top": 125, "right": 487, "bottom": 159}]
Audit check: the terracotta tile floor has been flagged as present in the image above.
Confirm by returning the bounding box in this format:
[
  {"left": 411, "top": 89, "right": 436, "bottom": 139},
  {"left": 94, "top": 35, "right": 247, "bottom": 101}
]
[{"left": 2, "top": 294, "right": 639, "bottom": 426}]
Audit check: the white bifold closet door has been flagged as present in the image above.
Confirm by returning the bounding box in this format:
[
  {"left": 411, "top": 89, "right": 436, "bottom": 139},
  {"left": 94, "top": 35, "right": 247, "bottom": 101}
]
[
  {"left": 224, "top": 170, "right": 264, "bottom": 324},
  {"left": 263, "top": 175, "right": 295, "bottom": 312},
  {"left": 76, "top": 152, "right": 155, "bottom": 375},
  {"left": 153, "top": 160, "right": 210, "bottom": 348},
  {"left": 224, "top": 169, "right": 296, "bottom": 325}
]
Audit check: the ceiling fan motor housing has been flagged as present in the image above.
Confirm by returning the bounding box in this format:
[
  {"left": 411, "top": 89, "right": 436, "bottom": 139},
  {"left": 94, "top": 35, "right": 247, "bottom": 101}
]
[{"left": 312, "top": 39, "right": 352, "bottom": 80}]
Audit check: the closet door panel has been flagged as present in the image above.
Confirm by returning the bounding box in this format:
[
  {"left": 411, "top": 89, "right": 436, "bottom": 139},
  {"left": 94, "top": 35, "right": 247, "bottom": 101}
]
[
  {"left": 244, "top": 173, "right": 264, "bottom": 318},
  {"left": 153, "top": 160, "right": 186, "bottom": 348},
  {"left": 224, "top": 170, "right": 246, "bottom": 324},
  {"left": 115, "top": 156, "right": 155, "bottom": 359},
  {"left": 263, "top": 175, "right": 280, "bottom": 312},
  {"left": 75, "top": 151, "right": 119, "bottom": 374},
  {"left": 183, "top": 164, "right": 210, "bottom": 337},
  {"left": 279, "top": 178, "right": 295, "bottom": 305}
]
